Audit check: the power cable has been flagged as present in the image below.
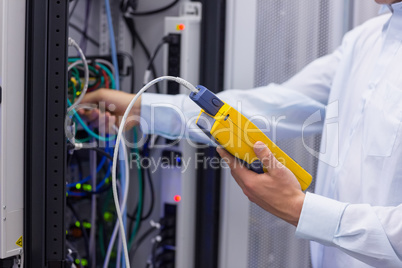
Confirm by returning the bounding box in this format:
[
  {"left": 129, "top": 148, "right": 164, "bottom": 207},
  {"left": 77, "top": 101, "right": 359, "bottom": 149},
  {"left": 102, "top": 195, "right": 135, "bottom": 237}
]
[
  {"left": 125, "top": 0, "right": 179, "bottom": 16},
  {"left": 127, "top": 165, "right": 154, "bottom": 223},
  {"left": 118, "top": 51, "right": 136, "bottom": 93},
  {"left": 121, "top": 17, "right": 160, "bottom": 93},
  {"left": 129, "top": 226, "right": 158, "bottom": 258},
  {"left": 69, "top": 0, "right": 80, "bottom": 18}
]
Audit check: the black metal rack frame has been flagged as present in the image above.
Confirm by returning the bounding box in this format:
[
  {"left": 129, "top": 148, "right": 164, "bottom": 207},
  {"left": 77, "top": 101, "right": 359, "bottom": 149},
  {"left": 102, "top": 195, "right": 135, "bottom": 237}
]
[
  {"left": 24, "top": 0, "right": 68, "bottom": 267},
  {"left": 194, "top": 0, "right": 226, "bottom": 268}
]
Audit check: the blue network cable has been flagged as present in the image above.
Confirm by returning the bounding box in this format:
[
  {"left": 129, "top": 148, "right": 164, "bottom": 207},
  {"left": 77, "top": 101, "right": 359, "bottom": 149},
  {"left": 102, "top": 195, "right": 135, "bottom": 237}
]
[
  {"left": 104, "top": 0, "right": 120, "bottom": 91},
  {"left": 67, "top": 156, "right": 107, "bottom": 188},
  {"left": 104, "top": 1, "right": 128, "bottom": 266},
  {"left": 67, "top": 162, "right": 111, "bottom": 197},
  {"left": 96, "top": 162, "right": 112, "bottom": 191},
  {"left": 96, "top": 146, "right": 114, "bottom": 191}
]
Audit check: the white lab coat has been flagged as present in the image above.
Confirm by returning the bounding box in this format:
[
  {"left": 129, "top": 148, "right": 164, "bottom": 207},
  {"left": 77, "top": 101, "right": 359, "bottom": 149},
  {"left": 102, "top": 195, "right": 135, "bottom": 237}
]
[{"left": 140, "top": 2, "right": 402, "bottom": 267}]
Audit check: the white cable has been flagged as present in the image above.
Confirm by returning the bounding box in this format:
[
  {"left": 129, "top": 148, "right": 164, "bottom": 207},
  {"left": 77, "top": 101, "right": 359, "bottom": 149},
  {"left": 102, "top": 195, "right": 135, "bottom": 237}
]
[
  {"left": 103, "top": 126, "right": 130, "bottom": 268},
  {"left": 68, "top": 37, "right": 89, "bottom": 112},
  {"left": 110, "top": 76, "right": 198, "bottom": 268},
  {"left": 71, "top": 141, "right": 98, "bottom": 150},
  {"left": 68, "top": 59, "right": 84, "bottom": 71},
  {"left": 116, "top": 129, "right": 127, "bottom": 268},
  {"left": 95, "top": 59, "right": 115, "bottom": 76}
]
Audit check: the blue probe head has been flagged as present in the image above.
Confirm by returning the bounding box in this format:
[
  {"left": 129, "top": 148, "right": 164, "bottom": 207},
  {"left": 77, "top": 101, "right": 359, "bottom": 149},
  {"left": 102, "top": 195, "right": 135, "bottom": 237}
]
[{"left": 189, "top": 85, "right": 224, "bottom": 116}]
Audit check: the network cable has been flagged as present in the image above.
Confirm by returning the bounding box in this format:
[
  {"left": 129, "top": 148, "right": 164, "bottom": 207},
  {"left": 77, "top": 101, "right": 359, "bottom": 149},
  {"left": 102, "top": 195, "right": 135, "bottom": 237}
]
[
  {"left": 66, "top": 155, "right": 107, "bottom": 188},
  {"left": 116, "top": 125, "right": 129, "bottom": 268},
  {"left": 105, "top": 0, "right": 120, "bottom": 91},
  {"left": 66, "top": 98, "right": 116, "bottom": 143},
  {"left": 125, "top": 128, "right": 143, "bottom": 258},
  {"left": 68, "top": 37, "right": 89, "bottom": 112},
  {"left": 68, "top": 13, "right": 132, "bottom": 266},
  {"left": 109, "top": 76, "right": 198, "bottom": 268},
  {"left": 68, "top": 58, "right": 116, "bottom": 90},
  {"left": 103, "top": 126, "right": 130, "bottom": 268},
  {"left": 108, "top": 3, "right": 126, "bottom": 263},
  {"left": 103, "top": 4, "right": 128, "bottom": 265}
]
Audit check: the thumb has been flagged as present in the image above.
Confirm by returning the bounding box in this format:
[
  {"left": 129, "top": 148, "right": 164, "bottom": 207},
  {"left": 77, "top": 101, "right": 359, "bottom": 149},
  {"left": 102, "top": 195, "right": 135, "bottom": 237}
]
[{"left": 253, "top": 141, "right": 282, "bottom": 172}]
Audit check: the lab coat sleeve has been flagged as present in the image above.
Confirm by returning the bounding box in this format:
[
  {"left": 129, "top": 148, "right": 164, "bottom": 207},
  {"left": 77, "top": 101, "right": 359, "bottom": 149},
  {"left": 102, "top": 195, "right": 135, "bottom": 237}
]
[
  {"left": 140, "top": 45, "right": 342, "bottom": 144},
  {"left": 296, "top": 192, "right": 402, "bottom": 267}
]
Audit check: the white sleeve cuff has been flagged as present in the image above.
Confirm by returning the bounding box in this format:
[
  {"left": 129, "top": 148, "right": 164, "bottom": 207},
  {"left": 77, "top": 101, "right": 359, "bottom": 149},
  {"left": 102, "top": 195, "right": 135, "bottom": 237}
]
[
  {"left": 295, "top": 192, "right": 348, "bottom": 246},
  {"left": 140, "top": 92, "right": 213, "bottom": 144},
  {"left": 140, "top": 92, "right": 187, "bottom": 139}
]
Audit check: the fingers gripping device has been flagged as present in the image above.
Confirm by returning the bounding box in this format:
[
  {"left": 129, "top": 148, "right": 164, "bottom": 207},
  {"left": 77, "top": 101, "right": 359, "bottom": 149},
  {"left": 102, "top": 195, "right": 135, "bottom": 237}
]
[{"left": 189, "top": 86, "right": 312, "bottom": 191}]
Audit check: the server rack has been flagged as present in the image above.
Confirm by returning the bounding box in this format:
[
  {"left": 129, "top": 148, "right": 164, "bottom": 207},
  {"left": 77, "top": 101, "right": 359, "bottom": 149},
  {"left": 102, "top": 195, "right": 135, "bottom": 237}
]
[{"left": 21, "top": 0, "right": 227, "bottom": 267}]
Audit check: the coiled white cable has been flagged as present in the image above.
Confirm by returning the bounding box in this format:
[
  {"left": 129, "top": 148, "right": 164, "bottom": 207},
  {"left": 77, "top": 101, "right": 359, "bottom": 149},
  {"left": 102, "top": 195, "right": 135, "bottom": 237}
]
[
  {"left": 68, "top": 37, "right": 89, "bottom": 112},
  {"left": 111, "top": 76, "right": 198, "bottom": 268}
]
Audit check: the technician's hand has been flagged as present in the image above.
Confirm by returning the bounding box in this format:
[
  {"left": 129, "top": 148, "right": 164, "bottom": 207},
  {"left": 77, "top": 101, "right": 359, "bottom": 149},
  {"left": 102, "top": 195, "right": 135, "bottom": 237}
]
[
  {"left": 217, "top": 141, "right": 305, "bottom": 226},
  {"left": 78, "top": 88, "right": 142, "bottom": 130}
]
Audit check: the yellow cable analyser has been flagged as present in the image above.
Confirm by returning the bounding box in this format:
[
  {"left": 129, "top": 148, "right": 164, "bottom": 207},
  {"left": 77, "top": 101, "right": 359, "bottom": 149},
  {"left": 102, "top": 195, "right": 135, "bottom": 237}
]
[{"left": 189, "top": 86, "right": 312, "bottom": 191}]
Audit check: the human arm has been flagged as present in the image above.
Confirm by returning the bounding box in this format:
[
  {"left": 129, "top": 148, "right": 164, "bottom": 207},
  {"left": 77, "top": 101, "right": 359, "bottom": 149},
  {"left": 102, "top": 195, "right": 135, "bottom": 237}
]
[
  {"left": 78, "top": 89, "right": 142, "bottom": 131},
  {"left": 78, "top": 39, "right": 342, "bottom": 141},
  {"left": 79, "top": 27, "right": 347, "bottom": 143},
  {"left": 139, "top": 48, "right": 341, "bottom": 144}
]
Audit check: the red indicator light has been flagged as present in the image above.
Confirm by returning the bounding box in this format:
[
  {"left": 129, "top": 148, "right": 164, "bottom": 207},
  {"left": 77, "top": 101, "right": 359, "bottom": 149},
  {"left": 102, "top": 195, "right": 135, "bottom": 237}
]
[
  {"left": 174, "top": 195, "right": 181, "bottom": 202},
  {"left": 177, "top": 24, "right": 185, "bottom": 31}
]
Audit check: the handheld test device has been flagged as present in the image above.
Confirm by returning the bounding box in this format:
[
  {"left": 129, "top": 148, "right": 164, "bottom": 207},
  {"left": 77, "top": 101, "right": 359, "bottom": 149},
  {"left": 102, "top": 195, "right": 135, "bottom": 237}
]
[{"left": 189, "top": 86, "right": 312, "bottom": 191}]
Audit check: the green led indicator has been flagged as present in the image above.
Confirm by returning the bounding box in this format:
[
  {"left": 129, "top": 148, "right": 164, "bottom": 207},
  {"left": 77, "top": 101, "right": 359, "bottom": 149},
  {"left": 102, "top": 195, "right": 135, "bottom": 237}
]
[
  {"left": 76, "top": 183, "right": 82, "bottom": 190},
  {"left": 83, "top": 184, "right": 92, "bottom": 191},
  {"left": 81, "top": 259, "right": 88, "bottom": 266},
  {"left": 75, "top": 221, "right": 81, "bottom": 228},
  {"left": 75, "top": 259, "right": 80, "bottom": 264},
  {"left": 105, "top": 178, "right": 110, "bottom": 184},
  {"left": 103, "top": 212, "right": 113, "bottom": 222},
  {"left": 83, "top": 222, "right": 92, "bottom": 229}
]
